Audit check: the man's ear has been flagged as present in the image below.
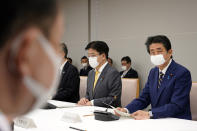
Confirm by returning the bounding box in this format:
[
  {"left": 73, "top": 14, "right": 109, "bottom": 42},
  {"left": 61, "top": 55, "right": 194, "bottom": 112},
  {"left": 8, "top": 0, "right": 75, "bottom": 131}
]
[
  {"left": 168, "top": 49, "right": 173, "bottom": 56},
  {"left": 8, "top": 28, "right": 41, "bottom": 77},
  {"left": 101, "top": 53, "right": 106, "bottom": 60}
]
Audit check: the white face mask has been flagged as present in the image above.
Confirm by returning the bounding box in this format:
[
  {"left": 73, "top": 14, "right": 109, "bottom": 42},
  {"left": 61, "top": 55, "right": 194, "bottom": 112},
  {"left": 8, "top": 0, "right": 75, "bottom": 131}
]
[
  {"left": 89, "top": 57, "right": 99, "bottom": 68},
  {"left": 150, "top": 54, "right": 165, "bottom": 66},
  {"left": 121, "top": 66, "right": 127, "bottom": 71},
  {"left": 10, "top": 34, "right": 61, "bottom": 113},
  {"left": 82, "top": 63, "right": 88, "bottom": 67}
]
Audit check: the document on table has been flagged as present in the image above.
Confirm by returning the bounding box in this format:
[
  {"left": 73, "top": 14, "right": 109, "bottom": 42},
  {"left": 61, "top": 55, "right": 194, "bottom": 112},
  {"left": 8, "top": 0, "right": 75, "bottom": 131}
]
[{"left": 48, "top": 100, "right": 79, "bottom": 108}]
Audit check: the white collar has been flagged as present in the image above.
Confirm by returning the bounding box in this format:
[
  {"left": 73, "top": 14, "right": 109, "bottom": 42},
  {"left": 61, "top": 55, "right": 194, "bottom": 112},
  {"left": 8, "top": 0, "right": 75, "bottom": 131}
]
[
  {"left": 60, "top": 60, "right": 67, "bottom": 71},
  {"left": 95, "top": 61, "right": 108, "bottom": 73},
  {"left": 125, "top": 66, "right": 131, "bottom": 72},
  {"left": 0, "top": 112, "right": 11, "bottom": 131},
  {"left": 159, "top": 59, "right": 172, "bottom": 75}
]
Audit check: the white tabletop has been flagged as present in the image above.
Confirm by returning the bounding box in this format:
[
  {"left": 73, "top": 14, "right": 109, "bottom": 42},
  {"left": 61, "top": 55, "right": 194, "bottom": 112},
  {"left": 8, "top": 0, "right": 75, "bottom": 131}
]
[{"left": 14, "top": 101, "right": 197, "bottom": 131}]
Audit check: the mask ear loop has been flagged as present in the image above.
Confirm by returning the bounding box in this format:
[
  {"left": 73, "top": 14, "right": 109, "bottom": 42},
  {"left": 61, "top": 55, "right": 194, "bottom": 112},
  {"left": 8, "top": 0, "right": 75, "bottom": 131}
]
[
  {"left": 7, "top": 34, "right": 47, "bottom": 98},
  {"left": 8, "top": 33, "right": 61, "bottom": 97},
  {"left": 23, "top": 35, "right": 62, "bottom": 111},
  {"left": 37, "top": 35, "right": 62, "bottom": 91}
]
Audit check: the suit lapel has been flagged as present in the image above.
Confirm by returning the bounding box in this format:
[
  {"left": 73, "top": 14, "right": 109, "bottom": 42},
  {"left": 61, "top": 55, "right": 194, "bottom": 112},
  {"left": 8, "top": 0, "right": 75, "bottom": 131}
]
[
  {"left": 93, "top": 64, "right": 110, "bottom": 98},
  {"left": 155, "top": 60, "right": 176, "bottom": 105},
  {"left": 89, "top": 71, "right": 95, "bottom": 99},
  {"left": 60, "top": 62, "right": 69, "bottom": 81}
]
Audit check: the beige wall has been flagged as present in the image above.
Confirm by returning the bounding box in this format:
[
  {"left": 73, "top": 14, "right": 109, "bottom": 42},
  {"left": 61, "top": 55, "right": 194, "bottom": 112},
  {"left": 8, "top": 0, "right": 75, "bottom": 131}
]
[
  {"left": 62, "top": 0, "right": 89, "bottom": 67},
  {"left": 63, "top": 0, "right": 197, "bottom": 90}
]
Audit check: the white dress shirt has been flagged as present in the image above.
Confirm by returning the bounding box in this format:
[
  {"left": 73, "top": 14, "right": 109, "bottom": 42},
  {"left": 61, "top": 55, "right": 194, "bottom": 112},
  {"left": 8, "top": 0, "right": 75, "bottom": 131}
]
[
  {"left": 95, "top": 62, "right": 108, "bottom": 79},
  {"left": 60, "top": 60, "right": 67, "bottom": 72},
  {"left": 159, "top": 59, "right": 172, "bottom": 77},
  {"left": 0, "top": 112, "right": 11, "bottom": 131},
  {"left": 121, "top": 67, "right": 131, "bottom": 78},
  {"left": 157, "top": 59, "right": 172, "bottom": 89}
]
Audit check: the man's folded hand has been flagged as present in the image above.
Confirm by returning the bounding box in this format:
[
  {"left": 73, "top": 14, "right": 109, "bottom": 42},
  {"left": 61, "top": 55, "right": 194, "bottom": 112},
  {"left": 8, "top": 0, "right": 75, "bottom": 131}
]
[
  {"left": 77, "top": 98, "right": 89, "bottom": 105},
  {"left": 131, "top": 110, "right": 150, "bottom": 120}
]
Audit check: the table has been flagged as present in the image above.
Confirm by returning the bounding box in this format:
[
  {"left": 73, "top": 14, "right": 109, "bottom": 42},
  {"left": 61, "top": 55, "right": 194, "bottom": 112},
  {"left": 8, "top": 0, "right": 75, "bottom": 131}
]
[{"left": 14, "top": 101, "right": 197, "bottom": 131}]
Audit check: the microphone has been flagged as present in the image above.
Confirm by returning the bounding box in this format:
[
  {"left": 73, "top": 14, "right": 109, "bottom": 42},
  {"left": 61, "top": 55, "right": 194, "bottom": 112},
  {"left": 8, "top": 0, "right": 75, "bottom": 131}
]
[
  {"left": 101, "top": 95, "right": 117, "bottom": 111},
  {"left": 93, "top": 96, "right": 120, "bottom": 121},
  {"left": 102, "top": 101, "right": 114, "bottom": 112}
]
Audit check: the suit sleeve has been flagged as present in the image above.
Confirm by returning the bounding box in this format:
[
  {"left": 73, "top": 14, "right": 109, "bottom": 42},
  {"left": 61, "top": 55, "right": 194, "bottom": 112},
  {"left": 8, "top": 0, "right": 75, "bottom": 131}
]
[
  {"left": 54, "top": 67, "right": 80, "bottom": 100},
  {"left": 151, "top": 70, "right": 192, "bottom": 119},
  {"left": 125, "top": 70, "right": 152, "bottom": 113},
  {"left": 85, "top": 72, "right": 91, "bottom": 100},
  {"left": 134, "top": 71, "right": 138, "bottom": 78},
  {"left": 93, "top": 70, "right": 122, "bottom": 107},
  {"left": 79, "top": 69, "right": 82, "bottom": 76}
]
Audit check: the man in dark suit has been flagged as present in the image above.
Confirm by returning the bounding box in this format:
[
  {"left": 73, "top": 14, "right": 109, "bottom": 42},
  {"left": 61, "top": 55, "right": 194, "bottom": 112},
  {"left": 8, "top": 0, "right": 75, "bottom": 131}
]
[
  {"left": 53, "top": 43, "right": 80, "bottom": 103},
  {"left": 78, "top": 41, "right": 122, "bottom": 107},
  {"left": 79, "top": 56, "right": 93, "bottom": 76},
  {"left": 115, "top": 35, "right": 192, "bottom": 120},
  {"left": 120, "top": 56, "right": 138, "bottom": 78}
]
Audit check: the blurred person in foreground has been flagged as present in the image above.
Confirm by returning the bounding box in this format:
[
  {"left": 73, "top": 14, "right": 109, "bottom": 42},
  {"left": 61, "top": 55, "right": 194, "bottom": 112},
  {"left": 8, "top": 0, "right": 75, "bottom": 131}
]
[{"left": 0, "top": 0, "right": 64, "bottom": 130}]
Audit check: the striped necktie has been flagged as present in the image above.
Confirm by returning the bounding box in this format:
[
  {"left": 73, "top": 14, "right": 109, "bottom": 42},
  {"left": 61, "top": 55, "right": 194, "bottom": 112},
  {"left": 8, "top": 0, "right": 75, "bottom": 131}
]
[{"left": 158, "top": 72, "right": 164, "bottom": 88}]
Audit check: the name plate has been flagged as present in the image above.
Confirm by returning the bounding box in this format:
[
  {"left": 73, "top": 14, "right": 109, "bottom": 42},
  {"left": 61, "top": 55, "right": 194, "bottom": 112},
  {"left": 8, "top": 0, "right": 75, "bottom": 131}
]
[
  {"left": 14, "top": 117, "right": 37, "bottom": 128},
  {"left": 61, "top": 112, "right": 82, "bottom": 123}
]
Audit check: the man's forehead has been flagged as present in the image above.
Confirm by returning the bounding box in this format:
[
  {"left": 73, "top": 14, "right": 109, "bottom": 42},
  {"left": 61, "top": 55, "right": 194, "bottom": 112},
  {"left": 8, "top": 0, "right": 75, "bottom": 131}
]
[
  {"left": 121, "top": 61, "right": 127, "bottom": 64},
  {"left": 82, "top": 58, "right": 88, "bottom": 61},
  {"left": 88, "top": 48, "right": 98, "bottom": 54},
  {"left": 150, "top": 43, "right": 165, "bottom": 49}
]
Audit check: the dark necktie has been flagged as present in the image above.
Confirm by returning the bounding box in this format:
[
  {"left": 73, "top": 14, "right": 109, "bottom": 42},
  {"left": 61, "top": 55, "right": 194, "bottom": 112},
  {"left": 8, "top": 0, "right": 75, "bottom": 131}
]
[{"left": 158, "top": 72, "right": 164, "bottom": 88}]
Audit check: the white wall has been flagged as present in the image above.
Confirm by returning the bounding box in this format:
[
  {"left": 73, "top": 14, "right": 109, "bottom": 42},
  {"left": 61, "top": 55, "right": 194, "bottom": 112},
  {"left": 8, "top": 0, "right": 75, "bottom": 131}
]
[
  {"left": 63, "top": 0, "right": 197, "bottom": 90},
  {"left": 62, "top": 0, "right": 89, "bottom": 67}
]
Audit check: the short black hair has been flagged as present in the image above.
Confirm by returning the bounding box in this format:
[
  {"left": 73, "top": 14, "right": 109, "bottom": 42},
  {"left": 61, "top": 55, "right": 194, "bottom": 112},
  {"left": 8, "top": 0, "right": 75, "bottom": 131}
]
[
  {"left": 121, "top": 56, "right": 131, "bottom": 64},
  {"left": 81, "top": 56, "right": 88, "bottom": 60},
  {"left": 108, "top": 57, "right": 113, "bottom": 64},
  {"left": 145, "top": 35, "right": 172, "bottom": 54},
  {"left": 85, "top": 41, "right": 109, "bottom": 59},
  {"left": 0, "top": 0, "right": 61, "bottom": 49},
  {"left": 67, "top": 57, "right": 72, "bottom": 63},
  {"left": 61, "top": 43, "right": 68, "bottom": 59}
]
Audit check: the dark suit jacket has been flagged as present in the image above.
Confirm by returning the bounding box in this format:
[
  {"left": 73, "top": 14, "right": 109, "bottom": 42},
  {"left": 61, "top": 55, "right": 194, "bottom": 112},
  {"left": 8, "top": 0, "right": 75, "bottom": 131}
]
[
  {"left": 126, "top": 60, "right": 192, "bottom": 120},
  {"left": 80, "top": 66, "right": 93, "bottom": 76},
  {"left": 53, "top": 62, "right": 80, "bottom": 103},
  {"left": 85, "top": 63, "right": 122, "bottom": 107},
  {"left": 120, "top": 68, "right": 138, "bottom": 78}
]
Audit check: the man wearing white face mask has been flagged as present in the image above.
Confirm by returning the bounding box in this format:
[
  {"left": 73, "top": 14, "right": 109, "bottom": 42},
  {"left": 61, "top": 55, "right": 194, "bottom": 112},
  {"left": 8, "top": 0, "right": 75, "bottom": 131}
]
[
  {"left": 115, "top": 35, "right": 192, "bottom": 120},
  {"left": 78, "top": 41, "right": 122, "bottom": 107},
  {"left": 79, "top": 56, "right": 93, "bottom": 76},
  {"left": 120, "top": 56, "right": 138, "bottom": 78},
  {"left": 0, "top": 0, "right": 64, "bottom": 130}
]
